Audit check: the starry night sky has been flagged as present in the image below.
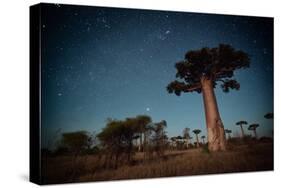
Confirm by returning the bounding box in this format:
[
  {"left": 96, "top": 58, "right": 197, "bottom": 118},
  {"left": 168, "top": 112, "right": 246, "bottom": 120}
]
[{"left": 41, "top": 3, "right": 273, "bottom": 147}]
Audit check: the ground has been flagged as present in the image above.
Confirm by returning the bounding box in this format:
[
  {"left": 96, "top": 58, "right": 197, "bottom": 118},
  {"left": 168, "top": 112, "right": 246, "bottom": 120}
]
[{"left": 42, "top": 142, "right": 273, "bottom": 184}]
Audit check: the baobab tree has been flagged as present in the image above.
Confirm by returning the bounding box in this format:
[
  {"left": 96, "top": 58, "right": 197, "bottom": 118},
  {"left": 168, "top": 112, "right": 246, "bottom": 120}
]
[
  {"left": 183, "top": 127, "right": 191, "bottom": 148},
  {"left": 236, "top": 121, "right": 248, "bottom": 138},
  {"left": 248, "top": 124, "right": 259, "bottom": 139},
  {"left": 193, "top": 129, "right": 201, "bottom": 148},
  {"left": 167, "top": 44, "right": 250, "bottom": 151},
  {"left": 224, "top": 129, "right": 232, "bottom": 140},
  {"left": 264, "top": 112, "right": 273, "bottom": 136},
  {"left": 264, "top": 112, "right": 273, "bottom": 119},
  {"left": 201, "top": 135, "right": 206, "bottom": 144}
]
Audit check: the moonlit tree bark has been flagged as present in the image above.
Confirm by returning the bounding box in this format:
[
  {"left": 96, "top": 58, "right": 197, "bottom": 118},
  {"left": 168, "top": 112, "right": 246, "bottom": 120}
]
[{"left": 201, "top": 77, "right": 226, "bottom": 150}]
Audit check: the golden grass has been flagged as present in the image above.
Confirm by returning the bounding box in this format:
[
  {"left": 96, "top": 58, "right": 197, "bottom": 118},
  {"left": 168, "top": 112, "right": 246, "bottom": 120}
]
[{"left": 42, "top": 143, "right": 273, "bottom": 184}]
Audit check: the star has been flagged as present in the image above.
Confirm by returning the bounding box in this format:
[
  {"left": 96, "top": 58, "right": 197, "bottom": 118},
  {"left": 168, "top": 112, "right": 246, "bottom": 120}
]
[
  {"left": 57, "top": 93, "right": 62, "bottom": 97},
  {"left": 104, "top": 24, "right": 111, "bottom": 29}
]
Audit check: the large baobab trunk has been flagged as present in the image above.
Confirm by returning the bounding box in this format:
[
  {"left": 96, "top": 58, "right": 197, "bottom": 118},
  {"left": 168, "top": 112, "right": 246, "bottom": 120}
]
[{"left": 201, "top": 77, "right": 226, "bottom": 151}]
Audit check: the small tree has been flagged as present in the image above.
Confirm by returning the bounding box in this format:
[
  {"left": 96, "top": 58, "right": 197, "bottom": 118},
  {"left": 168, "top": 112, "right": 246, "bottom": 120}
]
[
  {"left": 236, "top": 121, "right": 248, "bottom": 138},
  {"left": 61, "top": 131, "right": 90, "bottom": 157},
  {"left": 98, "top": 115, "right": 153, "bottom": 167},
  {"left": 201, "top": 135, "right": 206, "bottom": 144},
  {"left": 60, "top": 131, "right": 91, "bottom": 180},
  {"left": 264, "top": 112, "right": 273, "bottom": 119},
  {"left": 135, "top": 115, "right": 152, "bottom": 152},
  {"left": 183, "top": 127, "right": 191, "bottom": 149},
  {"left": 152, "top": 120, "right": 168, "bottom": 157},
  {"left": 98, "top": 118, "right": 138, "bottom": 167},
  {"left": 248, "top": 124, "right": 259, "bottom": 139},
  {"left": 167, "top": 44, "right": 250, "bottom": 151},
  {"left": 264, "top": 112, "right": 273, "bottom": 136},
  {"left": 193, "top": 129, "right": 201, "bottom": 147}
]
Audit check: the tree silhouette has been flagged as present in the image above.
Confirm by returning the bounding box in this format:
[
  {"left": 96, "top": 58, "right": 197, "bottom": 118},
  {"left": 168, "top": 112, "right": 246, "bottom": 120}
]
[
  {"left": 182, "top": 127, "right": 191, "bottom": 149},
  {"left": 60, "top": 131, "right": 92, "bottom": 180},
  {"left": 201, "top": 135, "right": 206, "bottom": 144},
  {"left": 224, "top": 129, "right": 232, "bottom": 140},
  {"left": 167, "top": 44, "right": 250, "bottom": 151},
  {"left": 135, "top": 115, "right": 152, "bottom": 152},
  {"left": 236, "top": 121, "right": 248, "bottom": 138},
  {"left": 264, "top": 112, "right": 273, "bottom": 119},
  {"left": 152, "top": 120, "right": 168, "bottom": 157},
  {"left": 264, "top": 112, "right": 273, "bottom": 136},
  {"left": 193, "top": 129, "right": 201, "bottom": 147},
  {"left": 61, "top": 131, "right": 90, "bottom": 157},
  {"left": 97, "top": 117, "right": 147, "bottom": 168},
  {"left": 248, "top": 124, "right": 259, "bottom": 139}
]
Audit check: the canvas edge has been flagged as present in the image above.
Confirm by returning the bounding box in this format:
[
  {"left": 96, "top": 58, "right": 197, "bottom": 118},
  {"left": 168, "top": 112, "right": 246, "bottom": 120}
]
[{"left": 30, "top": 3, "right": 43, "bottom": 185}]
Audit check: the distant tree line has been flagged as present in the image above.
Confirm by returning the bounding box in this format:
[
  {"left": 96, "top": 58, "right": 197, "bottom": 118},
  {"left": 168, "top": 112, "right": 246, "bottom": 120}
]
[{"left": 42, "top": 112, "right": 273, "bottom": 170}]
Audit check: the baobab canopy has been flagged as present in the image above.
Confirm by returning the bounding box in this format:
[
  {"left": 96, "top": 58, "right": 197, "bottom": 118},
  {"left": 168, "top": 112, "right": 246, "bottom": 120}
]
[
  {"left": 264, "top": 113, "right": 273, "bottom": 119},
  {"left": 236, "top": 121, "right": 248, "bottom": 126},
  {"left": 248, "top": 124, "right": 260, "bottom": 130},
  {"left": 167, "top": 44, "right": 251, "bottom": 151},
  {"left": 167, "top": 44, "right": 250, "bottom": 95}
]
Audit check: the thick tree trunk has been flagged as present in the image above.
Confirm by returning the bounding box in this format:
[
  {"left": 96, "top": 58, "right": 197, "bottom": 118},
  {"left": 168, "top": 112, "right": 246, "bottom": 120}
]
[
  {"left": 201, "top": 77, "right": 226, "bottom": 151},
  {"left": 240, "top": 125, "right": 245, "bottom": 138}
]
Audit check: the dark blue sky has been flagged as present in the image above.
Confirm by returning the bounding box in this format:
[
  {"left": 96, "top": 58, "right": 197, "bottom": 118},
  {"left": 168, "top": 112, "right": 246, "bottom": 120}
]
[{"left": 41, "top": 3, "right": 273, "bottom": 147}]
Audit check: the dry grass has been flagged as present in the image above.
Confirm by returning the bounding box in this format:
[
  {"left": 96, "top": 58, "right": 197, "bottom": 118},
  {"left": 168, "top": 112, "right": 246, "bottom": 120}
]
[{"left": 42, "top": 142, "right": 273, "bottom": 184}]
